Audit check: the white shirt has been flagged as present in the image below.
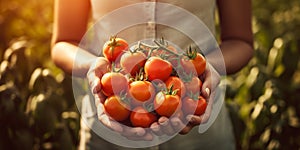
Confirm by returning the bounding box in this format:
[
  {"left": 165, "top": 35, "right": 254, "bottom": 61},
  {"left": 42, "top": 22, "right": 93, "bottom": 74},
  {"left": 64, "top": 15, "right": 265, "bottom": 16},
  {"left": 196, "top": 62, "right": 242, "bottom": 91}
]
[{"left": 87, "top": 0, "right": 217, "bottom": 55}]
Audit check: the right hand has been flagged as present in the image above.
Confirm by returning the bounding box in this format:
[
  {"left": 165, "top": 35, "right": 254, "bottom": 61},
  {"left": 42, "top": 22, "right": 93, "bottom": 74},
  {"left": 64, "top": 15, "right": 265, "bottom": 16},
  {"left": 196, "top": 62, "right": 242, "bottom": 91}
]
[{"left": 86, "top": 57, "right": 154, "bottom": 141}]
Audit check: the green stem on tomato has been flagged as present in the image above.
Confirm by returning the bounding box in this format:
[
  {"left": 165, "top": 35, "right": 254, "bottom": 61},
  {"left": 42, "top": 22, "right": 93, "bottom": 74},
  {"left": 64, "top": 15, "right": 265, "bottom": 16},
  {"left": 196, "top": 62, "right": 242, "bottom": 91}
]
[{"left": 153, "top": 40, "right": 181, "bottom": 57}]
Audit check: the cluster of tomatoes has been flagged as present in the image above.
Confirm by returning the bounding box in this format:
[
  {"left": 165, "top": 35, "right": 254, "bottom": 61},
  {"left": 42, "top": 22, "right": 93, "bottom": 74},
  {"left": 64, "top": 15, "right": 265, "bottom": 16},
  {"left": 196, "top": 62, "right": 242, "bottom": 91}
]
[{"left": 97, "top": 36, "right": 208, "bottom": 128}]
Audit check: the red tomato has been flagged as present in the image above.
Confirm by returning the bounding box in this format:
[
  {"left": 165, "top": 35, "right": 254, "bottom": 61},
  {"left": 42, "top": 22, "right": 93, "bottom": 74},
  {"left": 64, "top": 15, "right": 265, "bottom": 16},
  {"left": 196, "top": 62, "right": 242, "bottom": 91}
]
[
  {"left": 179, "top": 56, "right": 197, "bottom": 76},
  {"left": 184, "top": 76, "right": 203, "bottom": 94},
  {"left": 182, "top": 95, "right": 207, "bottom": 116},
  {"left": 120, "top": 51, "right": 146, "bottom": 76},
  {"left": 129, "top": 81, "right": 155, "bottom": 106},
  {"left": 144, "top": 57, "right": 172, "bottom": 81},
  {"left": 154, "top": 91, "right": 181, "bottom": 117},
  {"left": 130, "top": 106, "right": 157, "bottom": 128},
  {"left": 165, "top": 76, "right": 186, "bottom": 97},
  {"left": 151, "top": 45, "right": 177, "bottom": 57},
  {"left": 103, "top": 37, "right": 128, "bottom": 62},
  {"left": 104, "top": 95, "right": 131, "bottom": 121},
  {"left": 100, "top": 72, "right": 128, "bottom": 96},
  {"left": 192, "top": 53, "right": 206, "bottom": 76}
]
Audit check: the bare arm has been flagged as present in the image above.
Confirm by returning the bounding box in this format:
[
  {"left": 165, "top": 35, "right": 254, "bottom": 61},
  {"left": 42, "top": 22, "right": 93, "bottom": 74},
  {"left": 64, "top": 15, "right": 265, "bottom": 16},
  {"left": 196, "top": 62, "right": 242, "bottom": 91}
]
[
  {"left": 215, "top": 0, "right": 254, "bottom": 75},
  {"left": 51, "top": 0, "right": 96, "bottom": 77},
  {"left": 168, "top": 0, "right": 254, "bottom": 134}
]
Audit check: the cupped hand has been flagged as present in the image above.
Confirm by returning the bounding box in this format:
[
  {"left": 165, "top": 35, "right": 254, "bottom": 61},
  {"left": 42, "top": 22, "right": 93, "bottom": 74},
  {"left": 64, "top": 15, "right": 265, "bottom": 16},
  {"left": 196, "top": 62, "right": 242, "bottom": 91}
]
[
  {"left": 87, "top": 57, "right": 154, "bottom": 141},
  {"left": 95, "top": 93, "right": 154, "bottom": 141},
  {"left": 151, "top": 63, "right": 221, "bottom": 135}
]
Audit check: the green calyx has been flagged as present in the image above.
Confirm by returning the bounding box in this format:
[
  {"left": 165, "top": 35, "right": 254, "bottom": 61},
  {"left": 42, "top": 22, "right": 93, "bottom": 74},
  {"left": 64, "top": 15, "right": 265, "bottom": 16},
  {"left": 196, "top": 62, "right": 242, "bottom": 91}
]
[
  {"left": 185, "top": 46, "right": 198, "bottom": 60},
  {"left": 163, "top": 84, "right": 179, "bottom": 96}
]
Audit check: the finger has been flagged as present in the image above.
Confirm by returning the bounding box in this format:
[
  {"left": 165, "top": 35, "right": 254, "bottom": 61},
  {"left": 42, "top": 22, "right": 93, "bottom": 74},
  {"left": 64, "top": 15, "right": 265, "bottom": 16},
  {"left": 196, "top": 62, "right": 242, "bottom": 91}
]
[
  {"left": 96, "top": 102, "right": 105, "bottom": 115},
  {"left": 201, "top": 70, "right": 211, "bottom": 98},
  {"left": 186, "top": 115, "right": 202, "bottom": 126},
  {"left": 97, "top": 104, "right": 123, "bottom": 133},
  {"left": 94, "top": 92, "right": 106, "bottom": 105},
  {"left": 158, "top": 117, "right": 175, "bottom": 136},
  {"left": 87, "top": 68, "right": 99, "bottom": 90},
  {"left": 91, "top": 77, "right": 101, "bottom": 94},
  {"left": 179, "top": 126, "right": 193, "bottom": 135},
  {"left": 98, "top": 113, "right": 123, "bottom": 133},
  {"left": 202, "top": 87, "right": 210, "bottom": 99},
  {"left": 201, "top": 65, "right": 220, "bottom": 99},
  {"left": 122, "top": 126, "right": 146, "bottom": 137},
  {"left": 150, "top": 122, "right": 164, "bottom": 136},
  {"left": 125, "top": 132, "right": 153, "bottom": 141},
  {"left": 170, "top": 117, "right": 190, "bottom": 134},
  {"left": 201, "top": 98, "right": 213, "bottom": 123}
]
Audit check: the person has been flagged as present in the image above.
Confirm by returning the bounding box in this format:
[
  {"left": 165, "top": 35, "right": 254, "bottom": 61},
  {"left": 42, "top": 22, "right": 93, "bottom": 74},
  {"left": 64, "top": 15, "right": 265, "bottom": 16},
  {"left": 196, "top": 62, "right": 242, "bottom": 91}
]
[{"left": 51, "top": 0, "right": 253, "bottom": 149}]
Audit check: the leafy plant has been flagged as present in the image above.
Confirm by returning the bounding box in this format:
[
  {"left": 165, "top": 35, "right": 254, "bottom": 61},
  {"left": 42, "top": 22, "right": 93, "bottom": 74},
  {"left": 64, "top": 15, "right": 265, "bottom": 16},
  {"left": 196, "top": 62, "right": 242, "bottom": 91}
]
[{"left": 226, "top": 0, "right": 300, "bottom": 149}]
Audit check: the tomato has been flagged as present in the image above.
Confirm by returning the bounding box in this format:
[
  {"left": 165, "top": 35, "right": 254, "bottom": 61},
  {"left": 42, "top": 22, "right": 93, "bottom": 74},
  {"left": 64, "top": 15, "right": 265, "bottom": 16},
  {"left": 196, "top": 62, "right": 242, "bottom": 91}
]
[
  {"left": 165, "top": 76, "right": 186, "bottom": 97},
  {"left": 104, "top": 95, "right": 131, "bottom": 121},
  {"left": 178, "top": 56, "right": 197, "bottom": 76},
  {"left": 103, "top": 37, "right": 129, "bottom": 62},
  {"left": 185, "top": 48, "right": 206, "bottom": 76},
  {"left": 184, "top": 76, "right": 202, "bottom": 94},
  {"left": 130, "top": 106, "right": 157, "bottom": 128},
  {"left": 192, "top": 53, "right": 206, "bottom": 76},
  {"left": 100, "top": 72, "right": 128, "bottom": 96},
  {"left": 144, "top": 57, "right": 172, "bottom": 81},
  {"left": 154, "top": 91, "right": 181, "bottom": 117},
  {"left": 129, "top": 81, "right": 155, "bottom": 106},
  {"left": 182, "top": 95, "right": 207, "bottom": 116},
  {"left": 120, "top": 51, "right": 146, "bottom": 76},
  {"left": 151, "top": 45, "right": 177, "bottom": 57}
]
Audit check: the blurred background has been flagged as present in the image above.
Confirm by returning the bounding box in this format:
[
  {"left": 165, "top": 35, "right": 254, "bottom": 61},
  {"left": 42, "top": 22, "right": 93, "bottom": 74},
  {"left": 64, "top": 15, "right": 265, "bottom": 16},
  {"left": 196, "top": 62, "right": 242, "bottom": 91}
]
[{"left": 0, "top": 0, "right": 299, "bottom": 149}]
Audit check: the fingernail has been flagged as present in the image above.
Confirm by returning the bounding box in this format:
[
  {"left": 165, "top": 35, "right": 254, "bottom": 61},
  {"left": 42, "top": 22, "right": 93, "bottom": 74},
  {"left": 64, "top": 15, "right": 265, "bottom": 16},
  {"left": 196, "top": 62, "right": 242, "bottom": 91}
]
[
  {"left": 160, "top": 120, "right": 168, "bottom": 126},
  {"left": 205, "top": 88, "right": 210, "bottom": 96}
]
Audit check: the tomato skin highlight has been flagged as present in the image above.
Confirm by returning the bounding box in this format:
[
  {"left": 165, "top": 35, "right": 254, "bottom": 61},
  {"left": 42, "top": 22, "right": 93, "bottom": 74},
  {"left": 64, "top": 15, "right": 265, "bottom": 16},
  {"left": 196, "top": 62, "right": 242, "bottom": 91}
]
[
  {"left": 129, "top": 81, "right": 155, "bottom": 106},
  {"left": 120, "top": 51, "right": 146, "bottom": 76},
  {"left": 144, "top": 57, "right": 172, "bottom": 81},
  {"left": 154, "top": 92, "right": 181, "bottom": 117},
  {"left": 100, "top": 72, "right": 128, "bottom": 97},
  {"left": 104, "top": 95, "right": 131, "bottom": 121},
  {"left": 165, "top": 76, "right": 186, "bottom": 97},
  {"left": 182, "top": 96, "right": 207, "bottom": 116},
  {"left": 103, "top": 37, "right": 129, "bottom": 62},
  {"left": 130, "top": 106, "right": 157, "bottom": 128}
]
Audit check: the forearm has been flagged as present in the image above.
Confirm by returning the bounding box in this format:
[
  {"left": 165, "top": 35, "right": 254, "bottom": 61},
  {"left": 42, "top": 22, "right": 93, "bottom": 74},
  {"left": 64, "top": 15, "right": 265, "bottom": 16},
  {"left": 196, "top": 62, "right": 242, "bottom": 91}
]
[
  {"left": 51, "top": 41, "right": 97, "bottom": 77},
  {"left": 207, "top": 39, "right": 253, "bottom": 75},
  {"left": 220, "top": 39, "right": 253, "bottom": 74}
]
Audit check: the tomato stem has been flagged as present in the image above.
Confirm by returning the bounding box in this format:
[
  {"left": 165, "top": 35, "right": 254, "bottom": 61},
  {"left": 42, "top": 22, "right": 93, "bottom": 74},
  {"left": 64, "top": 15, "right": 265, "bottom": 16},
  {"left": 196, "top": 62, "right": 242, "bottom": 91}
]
[
  {"left": 143, "top": 102, "right": 154, "bottom": 113},
  {"left": 136, "top": 39, "right": 183, "bottom": 59},
  {"left": 164, "top": 84, "right": 178, "bottom": 96},
  {"left": 119, "top": 91, "right": 131, "bottom": 107},
  {"left": 153, "top": 40, "right": 181, "bottom": 57},
  {"left": 187, "top": 91, "right": 200, "bottom": 101},
  {"left": 111, "top": 63, "right": 123, "bottom": 73}
]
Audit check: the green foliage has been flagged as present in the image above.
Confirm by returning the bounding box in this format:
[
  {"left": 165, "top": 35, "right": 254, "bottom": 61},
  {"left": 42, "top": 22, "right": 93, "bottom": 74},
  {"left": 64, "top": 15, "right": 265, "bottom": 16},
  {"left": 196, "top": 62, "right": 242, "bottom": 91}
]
[
  {"left": 0, "top": 41, "right": 80, "bottom": 149},
  {"left": 0, "top": 0, "right": 80, "bottom": 149},
  {"left": 226, "top": 0, "right": 300, "bottom": 149}
]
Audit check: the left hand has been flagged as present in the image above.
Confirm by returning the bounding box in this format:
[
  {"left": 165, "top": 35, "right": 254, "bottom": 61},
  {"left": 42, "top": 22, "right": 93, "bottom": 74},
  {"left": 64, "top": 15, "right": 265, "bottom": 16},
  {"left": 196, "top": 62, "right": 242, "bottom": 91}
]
[{"left": 150, "top": 63, "right": 221, "bottom": 135}]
